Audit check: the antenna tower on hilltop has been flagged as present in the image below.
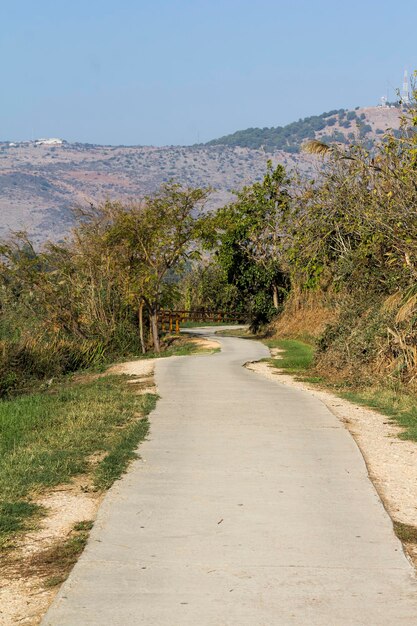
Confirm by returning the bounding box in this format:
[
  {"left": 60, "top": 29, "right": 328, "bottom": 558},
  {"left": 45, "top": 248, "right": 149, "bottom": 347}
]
[{"left": 402, "top": 69, "right": 410, "bottom": 105}]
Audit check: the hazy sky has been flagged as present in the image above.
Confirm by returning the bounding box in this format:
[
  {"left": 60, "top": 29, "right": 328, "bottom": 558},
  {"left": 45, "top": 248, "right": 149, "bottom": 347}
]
[{"left": 1, "top": 0, "right": 416, "bottom": 145}]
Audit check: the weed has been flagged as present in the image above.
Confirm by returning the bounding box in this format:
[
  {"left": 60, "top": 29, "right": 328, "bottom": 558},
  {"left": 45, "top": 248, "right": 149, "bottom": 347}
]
[
  {"left": 393, "top": 521, "right": 417, "bottom": 544},
  {"left": 44, "top": 574, "right": 67, "bottom": 588},
  {"left": 73, "top": 520, "right": 94, "bottom": 532}
]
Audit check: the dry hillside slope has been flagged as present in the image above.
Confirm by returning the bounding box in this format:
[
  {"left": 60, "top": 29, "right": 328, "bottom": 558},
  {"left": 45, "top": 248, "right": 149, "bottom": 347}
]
[{"left": 0, "top": 106, "right": 400, "bottom": 242}]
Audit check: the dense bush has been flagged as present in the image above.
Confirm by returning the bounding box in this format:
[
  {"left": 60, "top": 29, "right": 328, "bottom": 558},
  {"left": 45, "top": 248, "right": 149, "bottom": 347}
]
[
  {"left": 270, "top": 96, "right": 417, "bottom": 385},
  {"left": 0, "top": 184, "right": 210, "bottom": 395}
]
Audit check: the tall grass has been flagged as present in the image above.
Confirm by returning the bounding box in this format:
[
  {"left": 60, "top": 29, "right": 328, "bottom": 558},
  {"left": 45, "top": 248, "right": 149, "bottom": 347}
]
[{"left": 0, "top": 335, "right": 109, "bottom": 397}]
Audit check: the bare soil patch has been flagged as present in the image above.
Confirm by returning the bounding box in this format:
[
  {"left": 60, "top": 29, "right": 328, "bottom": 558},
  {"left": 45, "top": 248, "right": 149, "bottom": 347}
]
[
  {"left": 107, "top": 359, "right": 156, "bottom": 394},
  {"left": 190, "top": 336, "right": 220, "bottom": 351},
  {"left": 0, "top": 480, "right": 101, "bottom": 626}
]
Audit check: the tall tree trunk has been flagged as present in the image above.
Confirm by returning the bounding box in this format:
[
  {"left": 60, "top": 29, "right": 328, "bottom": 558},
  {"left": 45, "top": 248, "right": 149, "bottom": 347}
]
[
  {"left": 150, "top": 309, "right": 160, "bottom": 353},
  {"left": 272, "top": 283, "right": 279, "bottom": 309},
  {"left": 138, "top": 300, "right": 146, "bottom": 354}
]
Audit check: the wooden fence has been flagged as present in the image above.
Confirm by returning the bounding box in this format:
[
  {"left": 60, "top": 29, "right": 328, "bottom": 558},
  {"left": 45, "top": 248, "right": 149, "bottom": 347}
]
[{"left": 157, "top": 309, "right": 242, "bottom": 333}]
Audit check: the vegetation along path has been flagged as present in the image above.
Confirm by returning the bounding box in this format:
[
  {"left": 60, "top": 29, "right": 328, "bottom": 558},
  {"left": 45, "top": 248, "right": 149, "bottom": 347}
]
[{"left": 42, "top": 328, "right": 417, "bottom": 625}]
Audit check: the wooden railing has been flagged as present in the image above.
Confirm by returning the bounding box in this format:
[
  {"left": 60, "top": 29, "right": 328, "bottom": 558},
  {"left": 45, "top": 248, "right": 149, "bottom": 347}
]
[{"left": 158, "top": 309, "right": 242, "bottom": 333}]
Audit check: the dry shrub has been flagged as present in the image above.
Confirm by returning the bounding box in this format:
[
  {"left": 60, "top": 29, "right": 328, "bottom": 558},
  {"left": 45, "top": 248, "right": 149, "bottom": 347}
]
[
  {"left": 305, "top": 288, "right": 417, "bottom": 388},
  {"left": 272, "top": 283, "right": 417, "bottom": 389},
  {"left": 271, "top": 289, "right": 338, "bottom": 342},
  {"left": 373, "top": 288, "right": 417, "bottom": 387}
]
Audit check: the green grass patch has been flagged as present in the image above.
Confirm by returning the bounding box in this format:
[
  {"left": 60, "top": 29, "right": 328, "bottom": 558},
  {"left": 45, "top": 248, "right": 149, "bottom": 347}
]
[
  {"left": 341, "top": 387, "right": 417, "bottom": 443},
  {"left": 267, "top": 339, "right": 315, "bottom": 374},
  {"left": 215, "top": 330, "right": 316, "bottom": 375},
  {"left": 0, "top": 501, "right": 42, "bottom": 535},
  {"left": 0, "top": 375, "right": 156, "bottom": 546}
]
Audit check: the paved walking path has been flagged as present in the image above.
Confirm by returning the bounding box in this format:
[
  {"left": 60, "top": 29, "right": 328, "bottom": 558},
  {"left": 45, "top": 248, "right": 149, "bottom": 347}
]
[{"left": 43, "top": 329, "right": 417, "bottom": 625}]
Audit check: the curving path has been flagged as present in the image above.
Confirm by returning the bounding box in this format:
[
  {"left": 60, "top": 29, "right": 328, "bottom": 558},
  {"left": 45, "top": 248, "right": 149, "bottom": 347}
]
[{"left": 43, "top": 328, "right": 417, "bottom": 625}]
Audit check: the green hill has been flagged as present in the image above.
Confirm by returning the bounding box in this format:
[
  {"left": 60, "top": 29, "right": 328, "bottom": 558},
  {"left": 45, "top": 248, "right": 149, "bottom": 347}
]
[{"left": 205, "top": 108, "right": 381, "bottom": 153}]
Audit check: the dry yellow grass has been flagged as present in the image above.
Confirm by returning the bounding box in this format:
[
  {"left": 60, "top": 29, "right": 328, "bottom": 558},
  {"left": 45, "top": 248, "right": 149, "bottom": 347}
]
[{"left": 271, "top": 293, "right": 337, "bottom": 342}]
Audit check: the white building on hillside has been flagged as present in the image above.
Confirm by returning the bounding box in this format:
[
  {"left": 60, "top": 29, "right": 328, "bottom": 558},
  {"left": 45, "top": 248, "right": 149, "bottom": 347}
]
[{"left": 34, "top": 138, "right": 63, "bottom": 146}]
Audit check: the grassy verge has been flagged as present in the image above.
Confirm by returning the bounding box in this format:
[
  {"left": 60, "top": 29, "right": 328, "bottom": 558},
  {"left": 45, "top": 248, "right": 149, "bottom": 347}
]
[
  {"left": 0, "top": 333, "right": 220, "bottom": 548},
  {"left": 0, "top": 375, "right": 156, "bottom": 547},
  {"left": 265, "top": 339, "right": 315, "bottom": 374},
  {"left": 341, "top": 387, "right": 417, "bottom": 443},
  {"left": 217, "top": 329, "right": 417, "bottom": 444},
  {"left": 0, "top": 334, "right": 218, "bottom": 399}
]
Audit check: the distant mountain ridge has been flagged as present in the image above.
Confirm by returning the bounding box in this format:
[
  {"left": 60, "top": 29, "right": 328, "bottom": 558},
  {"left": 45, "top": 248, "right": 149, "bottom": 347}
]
[
  {"left": 0, "top": 106, "right": 402, "bottom": 242},
  {"left": 206, "top": 106, "right": 401, "bottom": 153}
]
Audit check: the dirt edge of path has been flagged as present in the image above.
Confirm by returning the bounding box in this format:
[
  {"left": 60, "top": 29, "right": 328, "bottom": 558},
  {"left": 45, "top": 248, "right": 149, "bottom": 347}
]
[{"left": 245, "top": 359, "right": 417, "bottom": 570}]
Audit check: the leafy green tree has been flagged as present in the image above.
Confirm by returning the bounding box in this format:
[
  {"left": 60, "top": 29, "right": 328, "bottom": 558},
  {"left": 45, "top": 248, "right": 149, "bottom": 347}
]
[
  {"left": 178, "top": 259, "right": 240, "bottom": 313},
  {"left": 0, "top": 182, "right": 211, "bottom": 390},
  {"left": 214, "top": 162, "right": 290, "bottom": 328},
  {"left": 101, "top": 184, "right": 211, "bottom": 352}
]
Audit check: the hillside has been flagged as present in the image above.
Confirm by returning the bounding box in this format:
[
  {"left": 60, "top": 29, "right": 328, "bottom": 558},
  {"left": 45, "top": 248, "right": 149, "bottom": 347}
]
[
  {"left": 0, "top": 106, "right": 401, "bottom": 242},
  {"left": 206, "top": 106, "right": 401, "bottom": 152},
  {"left": 0, "top": 142, "right": 314, "bottom": 242}
]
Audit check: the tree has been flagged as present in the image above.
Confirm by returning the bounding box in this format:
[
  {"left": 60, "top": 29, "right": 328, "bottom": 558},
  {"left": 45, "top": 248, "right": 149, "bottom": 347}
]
[
  {"left": 178, "top": 259, "right": 240, "bottom": 313},
  {"left": 214, "top": 162, "right": 290, "bottom": 328},
  {"left": 0, "top": 183, "right": 211, "bottom": 360},
  {"left": 102, "top": 183, "right": 211, "bottom": 352}
]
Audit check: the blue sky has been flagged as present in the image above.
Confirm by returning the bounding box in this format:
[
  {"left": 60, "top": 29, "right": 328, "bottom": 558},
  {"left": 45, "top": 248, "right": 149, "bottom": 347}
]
[{"left": 1, "top": 0, "right": 416, "bottom": 145}]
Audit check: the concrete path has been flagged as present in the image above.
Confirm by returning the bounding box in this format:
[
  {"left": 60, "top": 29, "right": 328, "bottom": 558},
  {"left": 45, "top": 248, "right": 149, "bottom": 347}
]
[{"left": 43, "top": 329, "right": 417, "bottom": 625}]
